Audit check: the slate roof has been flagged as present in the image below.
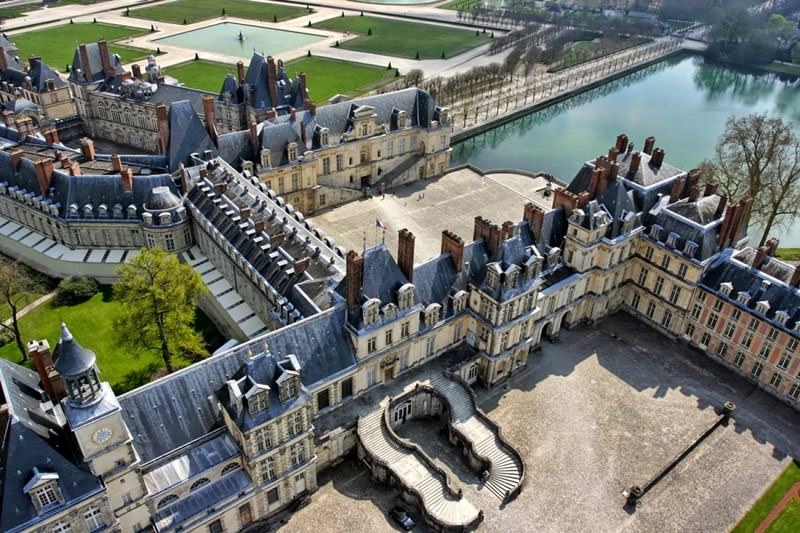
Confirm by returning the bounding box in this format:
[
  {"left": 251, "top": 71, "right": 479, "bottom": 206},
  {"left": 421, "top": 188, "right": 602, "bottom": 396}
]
[
  {"left": 241, "top": 54, "right": 303, "bottom": 110},
  {"left": 168, "top": 100, "right": 215, "bottom": 172},
  {"left": 53, "top": 323, "right": 96, "bottom": 377},
  {"left": 68, "top": 42, "right": 125, "bottom": 84},
  {"left": 0, "top": 359, "right": 62, "bottom": 439},
  {"left": 26, "top": 58, "right": 67, "bottom": 92}
]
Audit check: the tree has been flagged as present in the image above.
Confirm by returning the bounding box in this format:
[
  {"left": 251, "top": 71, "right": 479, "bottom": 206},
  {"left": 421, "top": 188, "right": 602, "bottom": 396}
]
[
  {"left": 791, "top": 43, "right": 800, "bottom": 65},
  {"left": 701, "top": 114, "right": 800, "bottom": 247},
  {"left": 113, "top": 248, "right": 207, "bottom": 373},
  {"left": 0, "top": 260, "right": 42, "bottom": 361}
]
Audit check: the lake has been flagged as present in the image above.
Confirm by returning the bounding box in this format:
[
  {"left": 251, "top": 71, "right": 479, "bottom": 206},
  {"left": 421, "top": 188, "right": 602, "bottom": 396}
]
[{"left": 450, "top": 55, "right": 800, "bottom": 245}]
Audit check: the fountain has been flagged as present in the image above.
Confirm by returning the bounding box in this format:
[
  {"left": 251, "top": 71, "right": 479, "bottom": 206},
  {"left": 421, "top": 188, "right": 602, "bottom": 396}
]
[{"left": 238, "top": 30, "right": 245, "bottom": 42}]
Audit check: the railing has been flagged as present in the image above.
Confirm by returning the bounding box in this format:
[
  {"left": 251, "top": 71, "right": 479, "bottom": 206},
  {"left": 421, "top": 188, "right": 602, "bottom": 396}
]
[{"left": 444, "top": 370, "right": 526, "bottom": 504}]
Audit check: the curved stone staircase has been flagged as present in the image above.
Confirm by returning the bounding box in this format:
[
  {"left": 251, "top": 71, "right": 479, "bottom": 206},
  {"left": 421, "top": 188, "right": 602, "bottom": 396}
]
[
  {"left": 429, "top": 374, "right": 525, "bottom": 502},
  {"left": 358, "top": 408, "right": 481, "bottom": 530}
]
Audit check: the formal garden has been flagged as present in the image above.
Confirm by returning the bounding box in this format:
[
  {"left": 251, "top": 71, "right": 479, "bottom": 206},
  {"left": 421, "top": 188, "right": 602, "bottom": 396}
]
[
  {"left": 130, "top": 0, "right": 309, "bottom": 25},
  {"left": 313, "top": 14, "right": 491, "bottom": 59}
]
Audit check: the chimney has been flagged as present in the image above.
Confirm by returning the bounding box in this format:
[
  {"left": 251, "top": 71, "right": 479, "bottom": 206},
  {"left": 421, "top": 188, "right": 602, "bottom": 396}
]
[
  {"left": 589, "top": 168, "right": 602, "bottom": 198},
  {"left": 688, "top": 184, "right": 701, "bottom": 202},
  {"left": 765, "top": 237, "right": 780, "bottom": 257},
  {"left": 345, "top": 250, "right": 363, "bottom": 313},
  {"left": 69, "top": 161, "right": 81, "bottom": 176},
  {"left": 615, "top": 133, "right": 628, "bottom": 153},
  {"left": 80, "top": 137, "right": 95, "bottom": 160},
  {"left": 791, "top": 264, "right": 800, "bottom": 288},
  {"left": 27, "top": 340, "right": 65, "bottom": 402},
  {"left": 304, "top": 98, "right": 316, "bottom": 117},
  {"left": 43, "top": 128, "right": 59, "bottom": 145},
  {"left": 156, "top": 104, "right": 169, "bottom": 155},
  {"left": 397, "top": 228, "right": 415, "bottom": 282},
  {"left": 753, "top": 246, "right": 769, "bottom": 270},
  {"left": 704, "top": 180, "right": 719, "bottom": 197},
  {"left": 236, "top": 60, "right": 245, "bottom": 85},
  {"left": 294, "top": 257, "right": 310, "bottom": 276},
  {"left": 669, "top": 175, "right": 686, "bottom": 203},
  {"left": 523, "top": 202, "right": 544, "bottom": 239},
  {"left": 266, "top": 56, "right": 278, "bottom": 106},
  {"left": 289, "top": 107, "right": 296, "bottom": 122},
  {"left": 78, "top": 43, "right": 92, "bottom": 82},
  {"left": 607, "top": 147, "right": 619, "bottom": 163},
  {"left": 45, "top": 79, "right": 55, "bottom": 92},
  {"left": 249, "top": 121, "right": 259, "bottom": 152},
  {"left": 650, "top": 148, "right": 665, "bottom": 167},
  {"left": 132, "top": 63, "right": 142, "bottom": 79},
  {"left": 239, "top": 206, "right": 251, "bottom": 220},
  {"left": 9, "top": 149, "right": 23, "bottom": 169},
  {"left": 202, "top": 95, "right": 218, "bottom": 145},
  {"left": 686, "top": 168, "right": 701, "bottom": 194},
  {"left": 473, "top": 216, "right": 502, "bottom": 256},
  {"left": 714, "top": 194, "right": 728, "bottom": 219},
  {"left": 15, "top": 117, "right": 34, "bottom": 137},
  {"left": 97, "top": 40, "right": 114, "bottom": 77},
  {"left": 441, "top": 230, "right": 464, "bottom": 273},
  {"left": 298, "top": 72, "right": 307, "bottom": 100},
  {"left": 718, "top": 202, "right": 737, "bottom": 247},
  {"left": 254, "top": 219, "right": 265, "bottom": 234},
  {"left": 643, "top": 136, "right": 656, "bottom": 155},
  {"left": 33, "top": 159, "right": 54, "bottom": 196},
  {"left": 2, "top": 110, "right": 15, "bottom": 127},
  {"left": 0, "top": 47, "right": 6, "bottom": 70},
  {"left": 120, "top": 167, "right": 133, "bottom": 191},
  {"left": 501, "top": 220, "right": 515, "bottom": 241},
  {"left": 111, "top": 154, "right": 122, "bottom": 172}
]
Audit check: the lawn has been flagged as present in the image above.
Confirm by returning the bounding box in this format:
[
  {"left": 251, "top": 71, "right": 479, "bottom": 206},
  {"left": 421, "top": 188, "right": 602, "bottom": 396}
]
[
  {"left": 777, "top": 248, "right": 800, "bottom": 261},
  {"left": 168, "top": 57, "right": 397, "bottom": 102},
  {"left": 0, "top": 287, "right": 224, "bottom": 394},
  {"left": 9, "top": 22, "right": 154, "bottom": 71},
  {"left": 768, "top": 498, "right": 800, "bottom": 532},
  {"left": 130, "top": 0, "right": 309, "bottom": 25},
  {"left": 732, "top": 461, "right": 800, "bottom": 533},
  {"left": 313, "top": 15, "right": 490, "bottom": 59}
]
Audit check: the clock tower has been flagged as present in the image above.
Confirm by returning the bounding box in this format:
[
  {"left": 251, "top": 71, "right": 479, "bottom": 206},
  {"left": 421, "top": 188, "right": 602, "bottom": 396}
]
[{"left": 55, "top": 323, "right": 150, "bottom": 531}]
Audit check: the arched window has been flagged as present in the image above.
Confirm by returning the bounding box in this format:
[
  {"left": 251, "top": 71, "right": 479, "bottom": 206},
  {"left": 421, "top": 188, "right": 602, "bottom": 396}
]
[
  {"left": 157, "top": 494, "right": 179, "bottom": 509},
  {"left": 221, "top": 463, "right": 240, "bottom": 476},
  {"left": 190, "top": 478, "right": 210, "bottom": 492},
  {"left": 50, "top": 521, "right": 71, "bottom": 533}
]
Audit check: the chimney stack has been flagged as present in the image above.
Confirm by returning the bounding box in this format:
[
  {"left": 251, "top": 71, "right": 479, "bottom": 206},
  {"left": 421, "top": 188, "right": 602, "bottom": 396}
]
[
  {"left": 615, "top": 133, "right": 628, "bottom": 153},
  {"left": 294, "top": 257, "right": 310, "bottom": 276},
  {"left": 156, "top": 104, "right": 169, "bottom": 155},
  {"left": 629, "top": 151, "right": 642, "bottom": 175},
  {"left": 714, "top": 194, "right": 728, "bottom": 219},
  {"left": 9, "top": 149, "right": 23, "bottom": 169},
  {"left": 27, "top": 340, "right": 65, "bottom": 402},
  {"left": 132, "top": 63, "right": 142, "bottom": 80},
  {"left": 2, "top": 110, "right": 15, "bottom": 127},
  {"left": 704, "top": 180, "right": 719, "bottom": 197},
  {"left": 249, "top": 121, "right": 259, "bottom": 152},
  {"left": 0, "top": 47, "right": 6, "bottom": 70},
  {"left": 266, "top": 56, "right": 278, "bottom": 106},
  {"left": 202, "top": 95, "right": 218, "bottom": 145},
  {"left": 607, "top": 147, "right": 619, "bottom": 163},
  {"left": 78, "top": 43, "right": 92, "bottom": 82},
  {"left": 79, "top": 137, "right": 95, "bottom": 160},
  {"left": 765, "top": 237, "right": 780, "bottom": 257},
  {"left": 441, "top": 230, "right": 464, "bottom": 273},
  {"left": 501, "top": 220, "right": 515, "bottom": 241},
  {"left": 33, "top": 159, "right": 54, "bottom": 196},
  {"left": 120, "top": 167, "right": 133, "bottom": 191},
  {"left": 240, "top": 206, "right": 251, "bottom": 220},
  {"left": 650, "top": 148, "right": 665, "bottom": 167},
  {"left": 69, "top": 161, "right": 81, "bottom": 176},
  {"left": 688, "top": 184, "right": 701, "bottom": 202},
  {"left": 254, "top": 219, "right": 265, "bottom": 234},
  {"left": 643, "top": 136, "right": 656, "bottom": 155},
  {"left": 669, "top": 174, "right": 686, "bottom": 203},
  {"left": 298, "top": 72, "right": 307, "bottom": 100},
  {"left": 397, "top": 228, "right": 415, "bottom": 282},
  {"left": 791, "top": 264, "right": 800, "bottom": 288},
  {"left": 753, "top": 246, "right": 769, "bottom": 270},
  {"left": 97, "top": 40, "right": 114, "bottom": 77},
  {"left": 523, "top": 202, "right": 545, "bottom": 239},
  {"left": 43, "top": 128, "right": 59, "bottom": 145},
  {"left": 236, "top": 60, "right": 245, "bottom": 85},
  {"left": 473, "top": 216, "right": 502, "bottom": 256},
  {"left": 111, "top": 154, "right": 122, "bottom": 172},
  {"left": 345, "top": 250, "right": 364, "bottom": 313}
]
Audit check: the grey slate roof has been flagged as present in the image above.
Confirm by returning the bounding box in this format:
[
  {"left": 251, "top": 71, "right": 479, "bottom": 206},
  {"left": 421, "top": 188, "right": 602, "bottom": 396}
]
[
  {"left": 53, "top": 323, "right": 96, "bottom": 377},
  {"left": 27, "top": 58, "right": 67, "bottom": 92},
  {"left": 168, "top": 100, "right": 215, "bottom": 172},
  {"left": 68, "top": 42, "right": 125, "bottom": 84},
  {"left": 0, "top": 359, "right": 62, "bottom": 439}
]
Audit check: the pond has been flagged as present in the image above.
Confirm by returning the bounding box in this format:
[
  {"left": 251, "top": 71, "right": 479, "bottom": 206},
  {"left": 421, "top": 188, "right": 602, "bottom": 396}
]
[
  {"left": 451, "top": 55, "right": 800, "bottom": 244},
  {"left": 154, "top": 22, "right": 323, "bottom": 60}
]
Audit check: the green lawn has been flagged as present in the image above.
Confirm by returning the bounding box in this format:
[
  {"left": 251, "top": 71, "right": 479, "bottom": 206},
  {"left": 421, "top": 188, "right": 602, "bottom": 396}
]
[
  {"left": 313, "top": 15, "right": 490, "bottom": 59},
  {"left": 9, "top": 22, "right": 154, "bottom": 71},
  {"left": 131, "top": 0, "right": 309, "bottom": 25},
  {"left": 777, "top": 248, "right": 800, "bottom": 261},
  {"left": 732, "top": 462, "right": 800, "bottom": 533},
  {"left": 768, "top": 498, "right": 800, "bottom": 533},
  {"left": 0, "top": 288, "right": 224, "bottom": 394},
  {"left": 439, "top": 0, "right": 482, "bottom": 10},
  {"left": 168, "top": 56, "right": 396, "bottom": 102}
]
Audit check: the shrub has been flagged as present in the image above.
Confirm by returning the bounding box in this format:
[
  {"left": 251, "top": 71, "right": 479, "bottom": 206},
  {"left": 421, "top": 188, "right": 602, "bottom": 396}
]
[
  {"left": 273, "top": 14, "right": 277, "bottom": 22},
  {"left": 183, "top": 18, "right": 187, "bottom": 24},
  {"left": 307, "top": 50, "right": 311, "bottom": 57},
  {"left": 56, "top": 277, "right": 99, "bottom": 306},
  {"left": 368, "top": 28, "right": 372, "bottom": 36},
  {"left": 415, "top": 51, "right": 420, "bottom": 60}
]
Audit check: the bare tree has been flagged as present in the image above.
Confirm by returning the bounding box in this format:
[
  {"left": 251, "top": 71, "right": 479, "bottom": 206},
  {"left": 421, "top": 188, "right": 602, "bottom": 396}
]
[
  {"left": 0, "top": 260, "right": 43, "bottom": 361},
  {"left": 702, "top": 114, "right": 800, "bottom": 247}
]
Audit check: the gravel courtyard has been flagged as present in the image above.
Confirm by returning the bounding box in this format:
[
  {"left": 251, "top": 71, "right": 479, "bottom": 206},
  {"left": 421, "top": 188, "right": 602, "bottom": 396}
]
[{"left": 281, "top": 313, "right": 800, "bottom": 532}]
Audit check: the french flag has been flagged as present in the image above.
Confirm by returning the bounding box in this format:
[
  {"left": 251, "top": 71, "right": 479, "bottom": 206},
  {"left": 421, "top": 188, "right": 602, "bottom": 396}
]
[{"left": 376, "top": 219, "right": 387, "bottom": 230}]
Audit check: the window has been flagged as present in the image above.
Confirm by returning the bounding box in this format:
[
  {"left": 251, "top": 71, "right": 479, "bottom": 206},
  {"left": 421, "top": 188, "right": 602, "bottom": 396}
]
[
  {"left": 644, "top": 247, "right": 654, "bottom": 261},
  {"left": 222, "top": 463, "right": 240, "bottom": 475},
  {"left": 759, "top": 342, "right": 773, "bottom": 360},
  {"left": 653, "top": 276, "right": 664, "bottom": 296},
  {"left": 660, "top": 255, "right": 670, "bottom": 269},
  {"left": 84, "top": 506, "right": 105, "bottom": 530},
  {"left": 645, "top": 301, "right": 656, "bottom": 319},
  {"left": 239, "top": 503, "right": 253, "bottom": 526},
  {"left": 751, "top": 362, "right": 764, "bottom": 378},
  {"left": 731, "top": 308, "right": 741, "bottom": 321},
  {"left": 249, "top": 392, "right": 268, "bottom": 415},
  {"left": 426, "top": 336, "right": 435, "bottom": 357},
  {"left": 741, "top": 332, "right": 753, "bottom": 349},
  {"left": 146, "top": 233, "right": 156, "bottom": 248},
  {"left": 669, "top": 286, "right": 681, "bottom": 304},
  {"left": 678, "top": 263, "right": 688, "bottom": 278},
  {"left": 319, "top": 194, "right": 326, "bottom": 207},
  {"left": 317, "top": 389, "right": 330, "bottom": 410},
  {"left": 278, "top": 177, "right": 285, "bottom": 194},
  {"left": 165, "top": 234, "right": 175, "bottom": 251},
  {"left": 723, "top": 321, "right": 735, "bottom": 339},
  {"left": 158, "top": 494, "right": 179, "bottom": 509},
  {"left": 715, "top": 342, "right": 728, "bottom": 358},
  {"left": 713, "top": 299, "right": 723, "bottom": 312},
  {"left": 190, "top": 478, "right": 210, "bottom": 492},
  {"left": 748, "top": 318, "right": 759, "bottom": 331},
  {"left": 291, "top": 173, "right": 300, "bottom": 191},
  {"left": 341, "top": 377, "right": 353, "bottom": 398},
  {"left": 336, "top": 154, "right": 344, "bottom": 171},
  {"left": 208, "top": 519, "right": 223, "bottom": 533},
  {"left": 661, "top": 310, "right": 672, "bottom": 329},
  {"left": 287, "top": 411, "right": 303, "bottom": 437},
  {"left": 34, "top": 483, "right": 61, "bottom": 509},
  {"left": 387, "top": 141, "right": 394, "bottom": 157},
  {"left": 267, "top": 487, "right": 279, "bottom": 504},
  {"left": 691, "top": 304, "right": 702, "bottom": 320},
  {"left": 788, "top": 338, "right": 799, "bottom": 353},
  {"left": 51, "top": 522, "right": 71, "bottom": 533},
  {"left": 360, "top": 123, "right": 368, "bottom": 136},
  {"left": 367, "top": 337, "right": 377, "bottom": 354},
  {"left": 399, "top": 138, "right": 406, "bottom": 154},
  {"left": 253, "top": 426, "right": 272, "bottom": 453},
  {"left": 685, "top": 323, "right": 695, "bottom": 337},
  {"left": 290, "top": 443, "right": 306, "bottom": 466},
  {"left": 385, "top": 330, "right": 393, "bottom": 345},
  {"left": 706, "top": 313, "right": 719, "bottom": 330},
  {"left": 637, "top": 268, "right": 648, "bottom": 286},
  {"left": 259, "top": 457, "right": 276, "bottom": 483},
  {"left": 734, "top": 352, "right": 746, "bottom": 367},
  {"left": 322, "top": 158, "right": 330, "bottom": 175},
  {"left": 700, "top": 332, "right": 711, "bottom": 347},
  {"left": 778, "top": 352, "right": 792, "bottom": 370},
  {"left": 770, "top": 372, "right": 783, "bottom": 388},
  {"left": 789, "top": 383, "right": 800, "bottom": 400},
  {"left": 767, "top": 327, "right": 779, "bottom": 341},
  {"left": 367, "top": 365, "right": 378, "bottom": 386}
]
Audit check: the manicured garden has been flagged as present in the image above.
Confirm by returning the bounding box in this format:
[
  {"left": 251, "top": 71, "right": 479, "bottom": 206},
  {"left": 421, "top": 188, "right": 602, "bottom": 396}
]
[
  {"left": 777, "top": 248, "right": 800, "bottom": 261},
  {"left": 0, "top": 287, "right": 223, "bottom": 394},
  {"left": 313, "top": 15, "right": 490, "bottom": 59},
  {"left": 168, "top": 56, "right": 397, "bottom": 102},
  {"left": 732, "top": 461, "right": 800, "bottom": 533},
  {"left": 9, "top": 22, "right": 154, "bottom": 71},
  {"left": 131, "top": 0, "right": 309, "bottom": 25},
  {"left": 0, "top": 0, "right": 102, "bottom": 20}
]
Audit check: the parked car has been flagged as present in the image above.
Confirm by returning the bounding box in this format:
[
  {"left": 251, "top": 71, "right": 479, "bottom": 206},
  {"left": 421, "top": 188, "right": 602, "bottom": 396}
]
[{"left": 389, "top": 506, "right": 415, "bottom": 530}]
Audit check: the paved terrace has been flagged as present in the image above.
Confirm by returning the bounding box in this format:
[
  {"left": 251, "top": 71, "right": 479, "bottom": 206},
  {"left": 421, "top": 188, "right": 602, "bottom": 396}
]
[
  {"left": 282, "top": 313, "right": 800, "bottom": 532},
  {"left": 308, "top": 167, "right": 561, "bottom": 263}
]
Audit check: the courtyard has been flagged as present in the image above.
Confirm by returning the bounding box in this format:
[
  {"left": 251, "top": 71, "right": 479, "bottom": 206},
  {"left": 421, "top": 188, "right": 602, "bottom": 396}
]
[{"left": 279, "top": 313, "right": 800, "bottom": 532}]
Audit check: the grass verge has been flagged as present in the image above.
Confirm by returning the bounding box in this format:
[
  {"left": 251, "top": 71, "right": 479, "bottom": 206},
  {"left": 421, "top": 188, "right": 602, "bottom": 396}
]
[
  {"left": 732, "top": 461, "right": 800, "bottom": 533},
  {"left": 777, "top": 248, "right": 800, "bottom": 261},
  {"left": 130, "top": 0, "right": 309, "bottom": 25}
]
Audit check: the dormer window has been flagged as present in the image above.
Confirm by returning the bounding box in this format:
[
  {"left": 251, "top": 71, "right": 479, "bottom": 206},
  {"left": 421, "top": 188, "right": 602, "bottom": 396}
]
[
  {"left": 425, "top": 303, "right": 441, "bottom": 326},
  {"left": 398, "top": 283, "right": 415, "bottom": 311},
  {"left": 486, "top": 263, "right": 501, "bottom": 290},
  {"left": 24, "top": 469, "right": 63, "bottom": 514},
  {"left": 398, "top": 110, "right": 407, "bottom": 128},
  {"left": 775, "top": 310, "right": 790, "bottom": 325},
  {"left": 260, "top": 148, "right": 272, "bottom": 169},
  {"left": 242, "top": 160, "right": 254, "bottom": 175},
  {"left": 649, "top": 224, "right": 663, "bottom": 240},
  {"left": 666, "top": 232, "right": 680, "bottom": 249},
  {"left": 382, "top": 303, "right": 397, "bottom": 320},
  {"left": 287, "top": 142, "right": 298, "bottom": 162},
  {"left": 320, "top": 128, "right": 329, "bottom": 146},
  {"left": 362, "top": 298, "right": 381, "bottom": 326},
  {"left": 547, "top": 247, "right": 561, "bottom": 268},
  {"left": 720, "top": 282, "right": 733, "bottom": 297},
  {"left": 683, "top": 241, "right": 698, "bottom": 258},
  {"left": 452, "top": 290, "right": 467, "bottom": 313},
  {"left": 505, "top": 267, "right": 519, "bottom": 290},
  {"left": 248, "top": 390, "right": 269, "bottom": 416},
  {"left": 360, "top": 122, "right": 369, "bottom": 137},
  {"left": 737, "top": 291, "right": 751, "bottom": 304},
  {"left": 756, "top": 300, "right": 770, "bottom": 315}
]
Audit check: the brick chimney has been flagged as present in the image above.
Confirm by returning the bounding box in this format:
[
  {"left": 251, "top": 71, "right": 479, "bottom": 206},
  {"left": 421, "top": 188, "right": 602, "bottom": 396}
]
[
  {"left": 298, "top": 72, "right": 307, "bottom": 100},
  {"left": 791, "top": 264, "right": 800, "bottom": 288},
  {"left": 397, "top": 228, "right": 415, "bottom": 282},
  {"left": 120, "top": 167, "right": 133, "bottom": 191},
  {"left": 236, "top": 60, "right": 245, "bottom": 85},
  {"left": 156, "top": 104, "right": 169, "bottom": 155},
  {"left": 753, "top": 245, "right": 769, "bottom": 269},
  {"left": 607, "top": 147, "right": 619, "bottom": 163},
  {"left": 714, "top": 194, "right": 728, "bottom": 219},
  {"left": 629, "top": 151, "right": 642, "bottom": 175},
  {"left": 688, "top": 184, "right": 701, "bottom": 202},
  {"left": 111, "top": 154, "right": 122, "bottom": 172},
  {"left": 239, "top": 206, "right": 251, "bottom": 220},
  {"left": 33, "top": 159, "right": 54, "bottom": 196},
  {"left": 15, "top": 117, "right": 34, "bottom": 137},
  {"left": 441, "top": 230, "right": 464, "bottom": 273},
  {"left": 254, "top": 219, "right": 265, "bottom": 234},
  {"left": 765, "top": 237, "right": 780, "bottom": 257},
  {"left": 2, "top": 110, "right": 15, "bottom": 127},
  {"left": 27, "top": 340, "right": 65, "bottom": 402},
  {"left": 474, "top": 216, "right": 502, "bottom": 256},
  {"left": 669, "top": 174, "right": 686, "bottom": 203},
  {"left": 78, "top": 43, "right": 92, "bottom": 82},
  {"left": 704, "top": 180, "right": 718, "bottom": 197},
  {"left": 686, "top": 168, "right": 701, "bottom": 193},
  {"left": 345, "top": 250, "right": 363, "bottom": 313},
  {"left": 132, "top": 63, "right": 142, "bottom": 80},
  {"left": 643, "top": 136, "right": 656, "bottom": 155},
  {"left": 69, "top": 161, "right": 81, "bottom": 176},
  {"left": 201, "top": 95, "right": 218, "bottom": 145},
  {"left": 80, "top": 137, "right": 95, "bottom": 160},
  {"left": 523, "top": 202, "right": 545, "bottom": 239},
  {"left": 9, "top": 149, "right": 23, "bottom": 170},
  {"left": 266, "top": 56, "right": 278, "bottom": 106},
  {"left": 501, "top": 220, "right": 515, "bottom": 241},
  {"left": 43, "top": 128, "right": 59, "bottom": 145},
  {"left": 0, "top": 47, "right": 6, "bottom": 70},
  {"left": 650, "top": 148, "right": 665, "bottom": 167},
  {"left": 615, "top": 133, "right": 628, "bottom": 153},
  {"left": 97, "top": 40, "right": 114, "bottom": 77}
]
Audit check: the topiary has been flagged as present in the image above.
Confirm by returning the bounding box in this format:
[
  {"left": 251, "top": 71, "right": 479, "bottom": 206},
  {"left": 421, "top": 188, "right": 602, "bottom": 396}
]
[
  {"left": 367, "top": 28, "right": 372, "bottom": 36},
  {"left": 387, "top": 62, "right": 392, "bottom": 70},
  {"left": 195, "top": 53, "right": 199, "bottom": 60},
  {"left": 273, "top": 14, "right": 277, "bottom": 22},
  {"left": 307, "top": 50, "right": 311, "bottom": 57},
  {"left": 415, "top": 51, "right": 420, "bottom": 60}
]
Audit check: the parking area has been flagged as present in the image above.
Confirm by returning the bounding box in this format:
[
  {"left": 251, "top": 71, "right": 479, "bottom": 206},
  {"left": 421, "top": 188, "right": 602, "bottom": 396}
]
[{"left": 283, "top": 313, "right": 800, "bottom": 532}]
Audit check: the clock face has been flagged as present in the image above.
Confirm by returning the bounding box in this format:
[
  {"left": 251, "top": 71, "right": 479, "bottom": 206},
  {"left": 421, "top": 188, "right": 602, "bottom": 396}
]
[{"left": 93, "top": 427, "right": 113, "bottom": 444}]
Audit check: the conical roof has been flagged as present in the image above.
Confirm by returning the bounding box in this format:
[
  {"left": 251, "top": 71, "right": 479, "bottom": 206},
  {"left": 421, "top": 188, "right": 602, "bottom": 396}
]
[{"left": 54, "top": 323, "right": 96, "bottom": 377}]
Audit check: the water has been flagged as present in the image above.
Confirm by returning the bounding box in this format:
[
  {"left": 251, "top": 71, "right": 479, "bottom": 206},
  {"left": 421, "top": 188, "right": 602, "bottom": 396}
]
[
  {"left": 450, "top": 55, "right": 800, "bottom": 245},
  {"left": 154, "top": 22, "right": 322, "bottom": 60}
]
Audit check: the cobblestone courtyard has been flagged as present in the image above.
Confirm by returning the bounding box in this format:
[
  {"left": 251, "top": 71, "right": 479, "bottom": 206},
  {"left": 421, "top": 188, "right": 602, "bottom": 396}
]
[{"left": 280, "top": 313, "right": 800, "bottom": 532}]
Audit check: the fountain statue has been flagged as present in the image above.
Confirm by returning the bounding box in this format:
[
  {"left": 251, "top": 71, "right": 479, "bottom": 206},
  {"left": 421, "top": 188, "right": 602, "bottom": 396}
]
[{"left": 238, "top": 30, "right": 245, "bottom": 42}]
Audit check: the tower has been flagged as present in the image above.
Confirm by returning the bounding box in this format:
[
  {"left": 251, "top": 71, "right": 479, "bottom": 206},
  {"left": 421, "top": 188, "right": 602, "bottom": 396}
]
[{"left": 56, "top": 323, "right": 150, "bottom": 531}]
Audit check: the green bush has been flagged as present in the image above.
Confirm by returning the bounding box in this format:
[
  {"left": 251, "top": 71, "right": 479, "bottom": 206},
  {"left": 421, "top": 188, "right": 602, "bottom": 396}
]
[{"left": 55, "top": 277, "right": 99, "bottom": 306}]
